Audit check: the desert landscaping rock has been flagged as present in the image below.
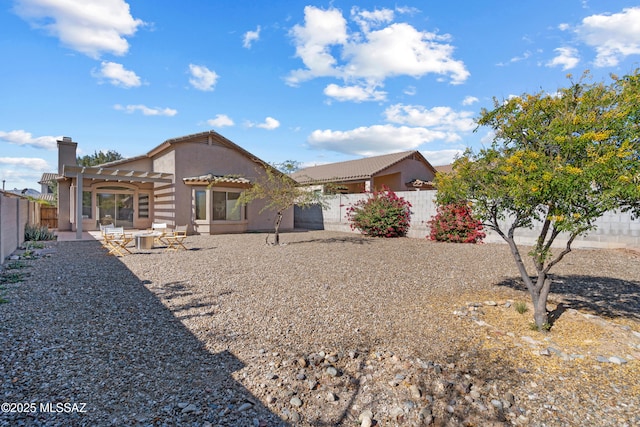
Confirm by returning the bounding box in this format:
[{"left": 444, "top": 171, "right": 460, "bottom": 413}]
[{"left": 1, "top": 231, "right": 639, "bottom": 426}]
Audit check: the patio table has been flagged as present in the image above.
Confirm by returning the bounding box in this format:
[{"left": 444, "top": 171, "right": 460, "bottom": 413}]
[{"left": 135, "top": 232, "right": 161, "bottom": 250}]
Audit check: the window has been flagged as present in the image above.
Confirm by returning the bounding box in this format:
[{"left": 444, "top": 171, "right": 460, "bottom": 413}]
[
  {"left": 213, "top": 191, "right": 242, "bottom": 221},
  {"left": 138, "top": 193, "right": 149, "bottom": 218},
  {"left": 82, "top": 191, "right": 92, "bottom": 219},
  {"left": 195, "top": 190, "right": 206, "bottom": 220}
]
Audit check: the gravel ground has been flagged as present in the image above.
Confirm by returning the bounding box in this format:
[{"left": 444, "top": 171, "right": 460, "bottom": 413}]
[{"left": 0, "top": 230, "right": 639, "bottom": 426}]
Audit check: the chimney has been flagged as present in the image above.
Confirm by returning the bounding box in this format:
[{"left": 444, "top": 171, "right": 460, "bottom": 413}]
[{"left": 57, "top": 136, "right": 78, "bottom": 175}]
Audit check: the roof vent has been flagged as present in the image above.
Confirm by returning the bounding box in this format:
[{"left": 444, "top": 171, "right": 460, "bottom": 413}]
[{"left": 62, "top": 136, "right": 72, "bottom": 142}]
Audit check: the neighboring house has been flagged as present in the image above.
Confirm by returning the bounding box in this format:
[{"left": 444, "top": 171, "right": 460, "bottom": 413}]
[
  {"left": 434, "top": 164, "right": 454, "bottom": 174},
  {"left": 54, "top": 131, "right": 293, "bottom": 239},
  {"left": 291, "top": 150, "right": 438, "bottom": 193},
  {"left": 38, "top": 172, "right": 58, "bottom": 203}
]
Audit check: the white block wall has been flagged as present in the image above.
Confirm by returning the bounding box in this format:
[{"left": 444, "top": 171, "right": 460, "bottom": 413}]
[{"left": 295, "top": 191, "right": 640, "bottom": 250}]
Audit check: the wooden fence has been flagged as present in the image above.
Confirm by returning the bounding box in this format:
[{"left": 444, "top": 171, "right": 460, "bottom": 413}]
[{"left": 39, "top": 205, "right": 58, "bottom": 229}]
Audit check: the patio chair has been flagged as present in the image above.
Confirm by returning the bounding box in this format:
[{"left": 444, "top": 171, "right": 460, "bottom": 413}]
[
  {"left": 150, "top": 222, "right": 169, "bottom": 246},
  {"left": 99, "top": 223, "right": 116, "bottom": 249},
  {"left": 103, "top": 226, "right": 133, "bottom": 257},
  {"left": 165, "top": 225, "right": 188, "bottom": 251}
]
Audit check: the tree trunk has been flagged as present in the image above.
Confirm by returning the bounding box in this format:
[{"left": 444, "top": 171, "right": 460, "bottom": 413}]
[
  {"left": 503, "top": 235, "right": 551, "bottom": 330},
  {"left": 273, "top": 212, "right": 283, "bottom": 245},
  {"left": 530, "top": 273, "right": 551, "bottom": 330}
]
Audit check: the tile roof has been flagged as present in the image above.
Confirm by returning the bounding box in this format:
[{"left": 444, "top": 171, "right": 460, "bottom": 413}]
[
  {"left": 434, "top": 164, "right": 454, "bottom": 174},
  {"left": 291, "top": 151, "right": 433, "bottom": 184},
  {"left": 38, "top": 172, "right": 60, "bottom": 184},
  {"left": 182, "top": 173, "right": 251, "bottom": 185}
]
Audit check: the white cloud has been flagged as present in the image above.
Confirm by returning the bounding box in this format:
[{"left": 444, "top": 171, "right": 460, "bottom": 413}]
[
  {"left": 421, "top": 149, "right": 464, "bottom": 166},
  {"left": 113, "top": 104, "right": 177, "bottom": 116},
  {"left": 307, "top": 124, "right": 447, "bottom": 156},
  {"left": 256, "top": 117, "right": 280, "bottom": 130},
  {"left": 0, "top": 157, "right": 50, "bottom": 170},
  {"left": 578, "top": 7, "right": 640, "bottom": 67},
  {"left": 207, "top": 114, "right": 235, "bottom": 127},
  {"left": 351, "top": 6, "right": 394, "bottom": 32},
  {"left": 13, "top": 0, "right": 144, "bottom": 59},
  {"left": 404, "top": 86, "right": 417, "bottom": 96},
  {"left": 546, "top": 47, "right": 580, "bottom": 70},
  {"left": 188, "top": 64, "right": 219, "bottom": 91},
  {"left": 0, "top": 130, "right": 60, "bottom": 150},
  {"left": 384, "top": 104, "right": 476, "bottom": 133},
  {"left": 343, "top": 23, "right": 469, "bottom": 84},
  {"left": 462, "top": 96, "right": 478, "bottom": 106},
  {"left": 286, "top": 6, "right": 468, "bottom": 89},
  {"left": 323, "top": 83, "right": 386, "bottom": 102},
  {"left": 287, "top": 6, "right": 348, "bottom": 85},
  {"left": 92, "top": 61, "right": 141, "bottom": 87},
  {"left": 243, "top": 25, "right": 261, "bottom": 48}
]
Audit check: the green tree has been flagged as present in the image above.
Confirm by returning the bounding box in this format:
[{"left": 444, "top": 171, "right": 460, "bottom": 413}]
[
  {"left": 77, "top": 150, "right": 124, "bottom": 166},
  {"left": 236, "top": 161, "right": 326, "bottom": 245},
  {"left": 437, "top": 71, "right": 640, "bottom": 330}
]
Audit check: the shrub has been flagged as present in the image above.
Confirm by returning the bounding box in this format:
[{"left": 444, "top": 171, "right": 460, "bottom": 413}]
[
  {"left": 428, "top": 202, "right": 485, "bottom": 243},
  {"left": 514, "top": 301, "right": 529, "bottom": 314},
  {"left": 346, "top": 186, "right": 412, "bottom": 237},
  {"left": 24, "top": 224, "right": 57, "bottom": 242}
]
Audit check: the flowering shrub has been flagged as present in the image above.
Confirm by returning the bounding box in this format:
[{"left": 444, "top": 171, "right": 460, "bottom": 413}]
[
  {"left": 346, "top": 186, "right": 412, "bottom": 237},
  {"left": 428, "top": 202, "right": 485, "bottom": 243}
]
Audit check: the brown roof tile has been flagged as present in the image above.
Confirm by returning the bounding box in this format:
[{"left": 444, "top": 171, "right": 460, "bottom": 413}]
[
  {"left": 292, "top": 151, "right": 434, "bottom": 184},
  {"left": 183, "top": 173, "right": 251, "bottom": 185},
  {"left": 434, "top": 164, "right": 454, "bottom": 174}
]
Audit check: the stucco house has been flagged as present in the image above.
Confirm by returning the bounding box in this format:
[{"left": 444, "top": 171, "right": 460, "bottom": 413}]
[
  {"left": 55, "top": 131, "right": 293, "bottom": 239},
  {"left": 291, "top": 150, "right": 438, "bottom": 193}
]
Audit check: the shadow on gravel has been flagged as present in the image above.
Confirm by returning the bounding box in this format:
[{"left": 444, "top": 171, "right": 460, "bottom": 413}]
[
  {"left": 496, "top": 275, "right": 640, "bottom": 321},
  {"left": 0, "top": 240, "right": 287, "bottom": 426}
]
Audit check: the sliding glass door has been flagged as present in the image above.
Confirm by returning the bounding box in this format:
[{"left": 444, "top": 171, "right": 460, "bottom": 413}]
[{"left": 97, "top": 190, "right": 134, "bottom": 228}]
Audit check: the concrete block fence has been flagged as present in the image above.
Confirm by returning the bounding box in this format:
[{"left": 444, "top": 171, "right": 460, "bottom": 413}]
[
  {"left": 0, "top": 193, "right": 30, "bottom": 264},
  {"left": 295, "top": 191, "right": 640, "bottom": 250}
]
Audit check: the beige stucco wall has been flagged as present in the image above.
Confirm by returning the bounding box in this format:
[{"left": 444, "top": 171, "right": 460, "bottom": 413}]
[
  {"left": 153, "top": 139, "right": 293, "bottom": 234},
  {"left": 375, "top": 158, "right": 435, "bottom": 190},
  {"left": 373, "top": 172, "right": 402, "bottom": 190},
  {"left": 57, "top": 133, "right": 293, "bottom": 235},
  {"left": 80, "top": 180, "right": 156, "bottom": 231}
]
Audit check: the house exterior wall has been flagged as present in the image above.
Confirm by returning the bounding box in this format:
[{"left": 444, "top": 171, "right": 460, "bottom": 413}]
[
  {"left": 56, "top": 133, "right": 293, "bottom": 236},
  {"left": 322, "top": 157, "right": 436, "bottom": 194},
  {"left": 372, "top": 172, "right": 401, "bottom": 190},
  {"left": 157, "top": 139, "right": 293, "bottom": 234},
  {"left": 152, "top": 148, "right": 178, "bottom": 226},
  {"left": 376, "top": 158, "right": 436, "bottom": 191},
  {"left": 80, "top": 180, "right": 155, "bottom": 231}
]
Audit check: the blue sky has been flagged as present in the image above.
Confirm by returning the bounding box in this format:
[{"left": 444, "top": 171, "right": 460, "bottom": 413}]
[{"left": 1, "top": 1, "right": 640, "bottom": 191}]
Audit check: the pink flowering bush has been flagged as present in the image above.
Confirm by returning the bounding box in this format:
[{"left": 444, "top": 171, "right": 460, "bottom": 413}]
[
  {"left": 428, "top": 202, "right": 485, "bottom": 243},
  {"left": 347, "top": 186, "right": 412, "bottom": 237}
]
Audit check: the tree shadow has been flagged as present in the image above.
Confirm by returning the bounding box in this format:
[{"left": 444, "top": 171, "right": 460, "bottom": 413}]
[
  {"left": 496, "top": 275, "right": 640, "bottom": 321},
  {"left": 0, "top": 240, "right": 287, "bottom": 426}
]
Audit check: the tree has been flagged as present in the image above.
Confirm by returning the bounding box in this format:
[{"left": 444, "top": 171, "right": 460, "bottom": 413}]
[
  {"left": 236, "top": 161, "right": 326, "bottom": 245},
  {"left": 436, "top": 71, "right": 640, "bottom": 330},
  {"left": 77, "top": 150, "right": 124, "bottom": 167}
]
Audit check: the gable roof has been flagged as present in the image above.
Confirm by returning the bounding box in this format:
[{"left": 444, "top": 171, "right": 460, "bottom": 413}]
[
  {"left": 434, "top": 164, "right": 454, "bottom": 174},
  {"left": 291, "top": 150, "right": 436, "bottom": 184},
  {"left": 97, "top": 130, "right": 283, "bottom": 176}
]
